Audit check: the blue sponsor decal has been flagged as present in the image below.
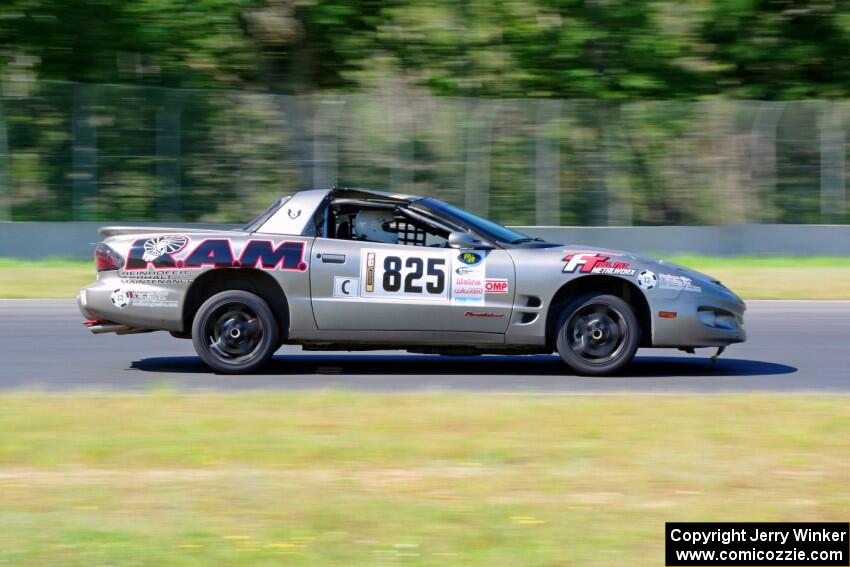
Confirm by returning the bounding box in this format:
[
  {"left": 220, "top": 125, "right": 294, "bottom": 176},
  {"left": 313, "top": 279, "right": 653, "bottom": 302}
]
[{"left": 457, "top": 252, "right": 483, "bottom": 266}]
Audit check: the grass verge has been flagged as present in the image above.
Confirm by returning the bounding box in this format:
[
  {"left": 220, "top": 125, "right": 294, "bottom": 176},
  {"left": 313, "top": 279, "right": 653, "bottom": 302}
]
[
  {"left": 1, "top": 256, "right": 849, "bottom": 299},
  {"left": 0, "top": 258, "right": 94, "bottom": 299},
  {"left": 0, "top": 393, "right": 848, "bottom": 566},
  {"left": 661, "top": 255, "right": 850, "bottom": 300}
]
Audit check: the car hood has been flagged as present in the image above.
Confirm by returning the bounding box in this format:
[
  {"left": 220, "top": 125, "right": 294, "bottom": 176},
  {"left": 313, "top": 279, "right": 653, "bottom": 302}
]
[{"left": 516, "top": 242, "right": 741, "bottom": 301}]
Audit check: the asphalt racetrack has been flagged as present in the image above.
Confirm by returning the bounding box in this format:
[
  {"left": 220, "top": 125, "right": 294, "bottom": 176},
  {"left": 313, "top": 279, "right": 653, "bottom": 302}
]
[{"left": 0, "top": 299, "right": 847, "bottom": 392}]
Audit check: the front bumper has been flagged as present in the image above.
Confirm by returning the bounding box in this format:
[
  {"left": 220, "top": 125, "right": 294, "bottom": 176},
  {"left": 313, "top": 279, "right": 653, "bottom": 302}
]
[{"left": 650, "top": 287, "right": 746, "bottom": 348}]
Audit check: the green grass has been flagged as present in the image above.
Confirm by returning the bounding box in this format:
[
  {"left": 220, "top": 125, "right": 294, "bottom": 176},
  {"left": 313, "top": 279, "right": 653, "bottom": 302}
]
[
  {"left": 662, "top": 255, "right": 850, "bottom": 300},
  {"left": 0, "top": 258, "right": 94, "bottom": 299},
  {"left": 663, "top": 255, "right": 850, "bottom": 268},
  {"left": 1, "top": 256, "right": 848, "bottom": 299},
  {"left": 0, "top": 393, "right": 847, "bottom": 566}
]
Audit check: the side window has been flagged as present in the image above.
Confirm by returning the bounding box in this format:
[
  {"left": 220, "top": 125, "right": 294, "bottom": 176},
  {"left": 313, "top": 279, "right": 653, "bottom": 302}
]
[
  {"left": 329, "top": 206, "right": 449, "bottom": 248},
  {"left": 386, "top": 220, "right": 448, "bottom": 247}
]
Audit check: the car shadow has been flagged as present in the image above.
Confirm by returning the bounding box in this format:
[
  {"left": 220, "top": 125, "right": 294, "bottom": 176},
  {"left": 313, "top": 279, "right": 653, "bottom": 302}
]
[{"left": 130, "top": 354, "right": 796, "bottom": 378}]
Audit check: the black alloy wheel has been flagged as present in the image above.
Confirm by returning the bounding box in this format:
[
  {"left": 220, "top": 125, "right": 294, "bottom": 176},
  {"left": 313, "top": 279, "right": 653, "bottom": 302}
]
[
  {"left": 192, "top": 290, "right": 279, "bottom": 373},
  {"left": 555, "top": 293, "right": 640, "bottom": 376}
]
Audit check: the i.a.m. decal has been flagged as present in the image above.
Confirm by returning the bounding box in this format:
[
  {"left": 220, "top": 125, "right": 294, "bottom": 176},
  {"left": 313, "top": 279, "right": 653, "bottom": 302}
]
[{"left": 125, "top": 235, "right": 308, "bottom": 272}]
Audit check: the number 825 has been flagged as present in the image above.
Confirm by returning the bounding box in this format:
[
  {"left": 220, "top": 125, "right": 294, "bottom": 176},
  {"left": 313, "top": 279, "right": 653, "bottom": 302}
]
[{"left": 382, "top": 256, "right": 446, "bottom": 295}]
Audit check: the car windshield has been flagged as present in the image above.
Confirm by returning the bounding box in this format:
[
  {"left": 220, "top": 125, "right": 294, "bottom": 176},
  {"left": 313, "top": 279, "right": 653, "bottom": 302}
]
[{"left": 416, "top": 198, "right": 530, "bottom": 244}]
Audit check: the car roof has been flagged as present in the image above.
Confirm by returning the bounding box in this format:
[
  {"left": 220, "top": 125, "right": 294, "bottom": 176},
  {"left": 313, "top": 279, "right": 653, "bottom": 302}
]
[{"left": 328, "top": 186, "right": 422, "bottom": 203}]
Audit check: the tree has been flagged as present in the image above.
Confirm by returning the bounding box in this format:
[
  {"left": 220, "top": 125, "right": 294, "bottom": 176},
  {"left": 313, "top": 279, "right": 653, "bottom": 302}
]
[{"left": 700, "top": 0, "right": 850, "bottom": 99}]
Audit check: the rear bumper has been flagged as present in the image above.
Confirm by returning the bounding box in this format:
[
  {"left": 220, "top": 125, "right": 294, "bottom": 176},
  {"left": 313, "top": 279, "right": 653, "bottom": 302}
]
[
  {"left": 77, "top": 272, "right": 184, "bottom": 333},
  {"left": 77, "top": 289, "right": 96, "bottom": 320}
]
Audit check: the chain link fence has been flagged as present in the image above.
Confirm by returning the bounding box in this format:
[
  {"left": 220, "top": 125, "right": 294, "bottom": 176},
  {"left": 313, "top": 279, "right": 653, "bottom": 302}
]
[{"left": 0, "top": 80, "right": 847, "bottom": 226}]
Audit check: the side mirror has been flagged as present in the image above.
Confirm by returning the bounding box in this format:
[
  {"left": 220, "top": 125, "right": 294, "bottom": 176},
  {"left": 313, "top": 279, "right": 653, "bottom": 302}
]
[{"left": 448, "top": 231, "right": 481, "bottom": 249}]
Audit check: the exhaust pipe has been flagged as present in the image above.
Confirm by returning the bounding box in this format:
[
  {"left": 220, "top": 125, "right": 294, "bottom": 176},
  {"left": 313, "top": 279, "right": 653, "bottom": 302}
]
[{"left": 82, "top": 320, "right": 152, "bottom": 335}]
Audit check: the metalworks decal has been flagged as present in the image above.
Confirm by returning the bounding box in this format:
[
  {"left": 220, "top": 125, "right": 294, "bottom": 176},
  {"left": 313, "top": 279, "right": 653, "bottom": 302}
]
[{"left": 562, "top": 252, "right": 636, "bottom": 276}]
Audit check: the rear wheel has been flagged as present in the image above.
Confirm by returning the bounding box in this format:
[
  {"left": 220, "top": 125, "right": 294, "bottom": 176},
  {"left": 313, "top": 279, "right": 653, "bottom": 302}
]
[
  {"left": 555, "top": 293, "right": 640, "bottom": 376},
  {"left": 191, "top": 290, "right": 279, "bottom": 374}
]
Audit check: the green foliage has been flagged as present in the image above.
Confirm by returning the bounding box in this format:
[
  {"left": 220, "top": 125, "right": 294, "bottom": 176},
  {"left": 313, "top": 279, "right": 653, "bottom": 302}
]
[
  {"left": 1, "top": 1, "right": 849, "bottom": 225},
  {"left": 4, "top": 0, "right": 850, "bottom": 99},
  {"left": 700, "top": 0, "right": 850, "bottom": 99}
]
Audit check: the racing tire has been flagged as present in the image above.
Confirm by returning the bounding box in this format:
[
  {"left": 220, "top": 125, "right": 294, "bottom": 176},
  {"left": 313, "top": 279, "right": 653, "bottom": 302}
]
[
  {"left": 192, "top": 290, "right": 279, "bottom": 374},
  {"left": 555, "top": 293, "right": 640, "bottom": 376}
]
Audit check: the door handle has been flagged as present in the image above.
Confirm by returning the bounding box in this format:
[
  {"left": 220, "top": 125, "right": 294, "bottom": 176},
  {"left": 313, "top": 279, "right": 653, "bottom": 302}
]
[{"left": 321, "top": 253, "right": 346, "bottom": 264}]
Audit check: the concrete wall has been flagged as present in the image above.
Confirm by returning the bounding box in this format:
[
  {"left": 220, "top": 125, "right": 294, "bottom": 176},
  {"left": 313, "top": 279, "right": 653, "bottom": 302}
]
[
  {"left": 0, "top": 222, "right": 237, "bottom": 259},
  {"left": 517, "top": 225, "right": 850, "bottom": 256},
  {"left": 2, "top": 222, "right": 850, "bottom": 259}
]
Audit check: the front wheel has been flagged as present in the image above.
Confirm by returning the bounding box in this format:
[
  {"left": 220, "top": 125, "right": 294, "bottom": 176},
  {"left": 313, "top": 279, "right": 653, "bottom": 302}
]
[
  {"left": 555, "top": 293, "right": 640, "bottom": 376},
  {"left": 191, "top": 290, "right": 279, "bottom": 374}
]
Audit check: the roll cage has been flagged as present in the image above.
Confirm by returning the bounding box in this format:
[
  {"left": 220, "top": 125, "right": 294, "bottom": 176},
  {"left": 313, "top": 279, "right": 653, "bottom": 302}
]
[
  {"left": 312, "top": 190, "right": 494, "bottom": 248},
  {"left": 315, "top": 188, "right": 500, "bottom": 248}
]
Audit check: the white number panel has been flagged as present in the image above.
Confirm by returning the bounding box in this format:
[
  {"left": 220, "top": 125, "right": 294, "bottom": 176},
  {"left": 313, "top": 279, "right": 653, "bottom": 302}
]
[{"left": 360, "top": 248, "right": 451, "bottom": 302}]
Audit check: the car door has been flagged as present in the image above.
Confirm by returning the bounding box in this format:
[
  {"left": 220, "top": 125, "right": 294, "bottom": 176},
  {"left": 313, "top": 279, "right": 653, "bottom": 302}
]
[{"left": 309, "top": 238, "right": 515, "bottom": 333}]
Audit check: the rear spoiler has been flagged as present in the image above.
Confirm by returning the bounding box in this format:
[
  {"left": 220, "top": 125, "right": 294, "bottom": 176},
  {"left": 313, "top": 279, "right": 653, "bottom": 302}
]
[{"left": 98, "top": 225, "right": 241, "bottom": 238}]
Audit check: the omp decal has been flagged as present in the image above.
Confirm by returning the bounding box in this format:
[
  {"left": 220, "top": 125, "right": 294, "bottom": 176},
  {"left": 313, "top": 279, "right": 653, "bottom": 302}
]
[
  {"left": 125, "top": 237, "right": 307, "bottom": 272},
  {"left": 361, "top": 249, "right": 449, "bottom": 301},
  {"left": 485, "top": 278, "right": 509, "bottom": 294},
  {"left": 464, "top": 311, "right": 504, "bottom": 318},
  {"left": 658, "top": 273, "right": 702, "bottom": 293},
  {"left": 637, "top": 270, "right": 657, "bottom": 290},
  {"left": 562, "top": 253, "right": 636, "bottom": 276},
  {"left": 333, "top": 277, "right": 359, "bottom": 298}
]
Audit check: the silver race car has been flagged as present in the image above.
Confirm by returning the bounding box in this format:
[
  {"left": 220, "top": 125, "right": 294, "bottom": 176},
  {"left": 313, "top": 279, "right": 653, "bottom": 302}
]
[{"left": 78, "top": 188, "right": 746, "bottom": 375}]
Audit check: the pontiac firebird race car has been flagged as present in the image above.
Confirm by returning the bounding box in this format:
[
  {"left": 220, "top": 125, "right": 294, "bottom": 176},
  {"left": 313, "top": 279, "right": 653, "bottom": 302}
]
[{"left": 78, "top": 188, "right": 746, "bottom": 375}]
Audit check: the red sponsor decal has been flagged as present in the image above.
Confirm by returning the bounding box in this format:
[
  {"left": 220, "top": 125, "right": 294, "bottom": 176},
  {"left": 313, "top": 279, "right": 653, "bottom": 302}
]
[
  {"left": 464, "top": 311, "right": 504, "bottom": 318},
  {"left": 485, "top": 278, "right": 509, "bottom": 293},
  {"left": 562, "top": 253, "right": 635, "bottom": 276}
]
